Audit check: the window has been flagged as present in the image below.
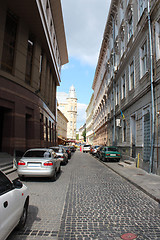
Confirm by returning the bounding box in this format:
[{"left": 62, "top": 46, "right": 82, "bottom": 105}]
[
  {"left": 139, "top": 0, "right": 147, "bottom": 18},
  {"left": 46, "top": 0, "right": 49, "bottom": 20},
  {"left": 155, "top": 20, "right": 160, "bottom": 60},
  {"left": 44, "top": 117, "right": 48, "bottom": 141},
  {"left": 121, "top": 73, "right": 126, "bottom": 99},
  {"left": 111, "top": 92, "right": 114, "bottom": 110},
  {"left": 122, "top": 120, "right": 127, "bottom": 142},
  {"left": 140, "top": 41, "right": 147, "bottom": 78},
  {"left": 39, "top": 50, "right": 43, "bottom": 90},
  {"left": 120, "top": 0, "right": 124, "bottom": 24},
  {"left": 1, "top": 11, "right": 18, "bottom": 74},
  {"left": 24, "top": 150, "right": 51, "bottom": 158},
  {"left": 0, "top": 171, "right": 13, "bottom": 195},
  {"left": 120, "top": 27, "right": 125, "bottom": 57},
  {"left": 116, "top": 83, "right": 119, "bottom": 105},
  {"left": 129, "top": 60, "right": 135, "bottom": 90},
  {"left": 128, "top": 15, "right": 133, "bottom": 39},
  {"left": 25, "top": 34, "right": 34, "bottom": 85}
]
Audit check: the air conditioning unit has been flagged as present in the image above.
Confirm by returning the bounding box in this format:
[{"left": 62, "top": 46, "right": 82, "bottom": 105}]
[{"left": 116, "top": 119, "right": 121, "bottom": 127}]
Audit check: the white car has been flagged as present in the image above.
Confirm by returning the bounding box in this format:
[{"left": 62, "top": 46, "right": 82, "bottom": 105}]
[
  {"left": 83, "top": 144, "right": 91, "bottom": 153},
  {"left": 17, "top": 148, "right": 61, "bottom": 181},
  {"left": 0, "top": 170, "right": 29, "bottom": 240}
]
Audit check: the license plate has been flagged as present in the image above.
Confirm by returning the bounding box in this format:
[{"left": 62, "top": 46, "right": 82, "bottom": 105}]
[
  {"left": 28, "top": 163, "right": 41, "bottom": 167},
  {"left": 110, "top": 154, "right": 116, "bottom": 156}
]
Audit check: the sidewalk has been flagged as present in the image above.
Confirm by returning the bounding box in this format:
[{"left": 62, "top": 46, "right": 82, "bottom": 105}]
[{"left": 102, "top": 160, "right": 160, "bottom": 204}]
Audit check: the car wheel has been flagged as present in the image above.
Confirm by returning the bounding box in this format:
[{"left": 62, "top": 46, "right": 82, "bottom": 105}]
[
  {"left": 16, "top": 204, "right": 28, "bottom": 229},
  {"left": 19, "top": 176, "right": 25, "bottom": 181},
  {"left": 58, "top": 165, "right": 61, "bottom": 173},
  {"left": 102, "top": 156, "right": 105, "bottom": 162},
  {"left": 50, "top": 171, "right": 57, "bottom": 181}
]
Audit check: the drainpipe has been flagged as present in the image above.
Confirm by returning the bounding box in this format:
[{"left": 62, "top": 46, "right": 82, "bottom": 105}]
[
  {"left": 112, "top": 15, "right": 116, "bottom": 146},
  {"left": 147, "top": 0, "right": 155, "bottom": 173}
]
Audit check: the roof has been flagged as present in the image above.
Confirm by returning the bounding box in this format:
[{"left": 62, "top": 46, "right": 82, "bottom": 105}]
[{"left": 51, "top": 0, "right": 68, "bottom": 65}]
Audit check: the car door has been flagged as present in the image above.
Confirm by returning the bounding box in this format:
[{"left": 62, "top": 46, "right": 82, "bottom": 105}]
[{"left": 0, "top": 172, "right": 22, "bottom": 240}]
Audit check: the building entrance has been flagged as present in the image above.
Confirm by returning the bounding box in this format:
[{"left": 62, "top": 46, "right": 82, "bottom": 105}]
[{"left": 0, "top": 107, "right": 13, "bottom": 153}]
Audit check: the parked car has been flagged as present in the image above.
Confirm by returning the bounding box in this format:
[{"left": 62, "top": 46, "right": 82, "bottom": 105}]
[
  {"left": 50, "top": 146, "right": 68, "bottom": 165},
  {"left": 96, "top": 146, "right": 104, "bottom": 158},
  {"left": 90, "top": 145, "right": 100, "bottom": 155},
  {"left": 70, "top": 146, "right": 76, "bottom": 152},
  {"left": 100, "top": 146, "right": 121, "bottom": 162},
  {"left": 0, "top": 170, "right": 29, "bottom": 240},
  {"left": 17, "top": 148, "right": 61, "bottom": 181},
  {"left": 63, "top": 146, "right": 71, "bottom": 159},
  {"left": 83, "top": 144, "right": 91, "bottom": 153}
]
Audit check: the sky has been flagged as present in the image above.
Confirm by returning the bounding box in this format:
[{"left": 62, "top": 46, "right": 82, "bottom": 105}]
[{"left": 58, "top": 0, "right": 111, "bottom": 129}]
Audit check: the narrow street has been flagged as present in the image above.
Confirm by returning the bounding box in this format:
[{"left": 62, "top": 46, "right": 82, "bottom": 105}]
[{"left": 8, "top": 151, "right": 160, "bottom": 240}]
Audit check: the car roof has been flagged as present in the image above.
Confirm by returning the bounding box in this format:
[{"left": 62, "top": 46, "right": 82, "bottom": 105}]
[{"left": 25, "top": 148, "right": 53, "bottom": 152}]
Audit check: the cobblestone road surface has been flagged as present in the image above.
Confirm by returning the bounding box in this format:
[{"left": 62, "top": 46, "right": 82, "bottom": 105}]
[{"left": 8, "top": 151, "right": 160, "bottom": 240}]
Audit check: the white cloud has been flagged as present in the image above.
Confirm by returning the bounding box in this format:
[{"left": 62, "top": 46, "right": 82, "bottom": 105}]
[
  {"left": 77, "top": 103, "right": 87, "bottom": 129},
  {"left": 61, "top": 0, "right": 111, "bottom": 66}
]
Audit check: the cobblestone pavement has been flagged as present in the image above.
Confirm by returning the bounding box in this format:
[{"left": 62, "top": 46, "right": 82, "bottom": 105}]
[{"left": 8, "top": 151, "right": 160, "bottom": 240}]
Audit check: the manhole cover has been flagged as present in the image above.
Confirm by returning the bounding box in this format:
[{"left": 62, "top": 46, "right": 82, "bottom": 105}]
[{"left": 121, "top": 233, "right": 137, "bottom": 240}]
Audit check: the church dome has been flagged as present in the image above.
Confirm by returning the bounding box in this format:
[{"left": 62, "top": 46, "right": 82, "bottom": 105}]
[{"left": 68, "top": 85, "right": 77, "bottom": 99}]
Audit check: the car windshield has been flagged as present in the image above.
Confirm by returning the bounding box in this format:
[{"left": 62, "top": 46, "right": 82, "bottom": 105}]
[
  {"left": 23, "top": 151, "right": 51, "bottom": 158},
  {"left": 84, "top": 145, "right": 90, "bottom": 147},
  {"left": 51, "top": 148, "right": 59, "bottom": 153},
  {"left": 108, "top": 147, "right": 118, "bottom": 152}
]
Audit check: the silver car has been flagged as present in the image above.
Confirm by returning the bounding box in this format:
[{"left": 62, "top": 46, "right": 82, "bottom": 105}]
[
  {"left": 50, "top": 146, "right": 68, "bottom": 165},
  {"left": 17, "top": 148, "right": 61, "bottom": 181},
  {"left": 0, "top": 170, "right": 29, "bottom": 240}
]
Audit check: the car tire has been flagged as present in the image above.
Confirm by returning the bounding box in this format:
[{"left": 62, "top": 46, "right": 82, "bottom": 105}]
[
  {"left": 58, "top": 165, "right": 61, "bottom": 173},
  {"left": 102, "top": 156, "right": 105, "bottom": 162},
  {"left": 16, "top": 203, "right": 28, "bottom": 229},
  {"left": 19, "top": 176, "right": 25, "bottom": 181},
  {"left": 50, "top": 171, "right": 57, "bottom": 181}
]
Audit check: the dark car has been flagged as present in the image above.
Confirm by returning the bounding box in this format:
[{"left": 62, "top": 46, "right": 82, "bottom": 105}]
[
  {"left": 70, "top": 146, "right": 76, "bottom": 152},
  {"left": 63, "top": 146, "right": 71, "bottom": 159},
  {"left": 91, "top": 145, "right": 100, "bottom": 155},
  {"left": 100, "top": 146, "right": 121, "bottom": 162},
  {"left": 96, "top": 146, "right": 104, "bottom": 158}
]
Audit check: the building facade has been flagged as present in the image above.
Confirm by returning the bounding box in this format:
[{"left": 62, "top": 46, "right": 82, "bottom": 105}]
[
  {"left": 57, "top": 85, "right": 77, "bottom": 140},
  {"left": 86, "top": 94, "right": 94, "bottom": 145},
  {"left": 92, "top": 0, "right": 160, "bottom": 174},
  {"left": 57, "top": 108, "right": 68, "bottom": 145},
  {"left": 78, "top": 123, "right": 86, "bottom": 143},
  {"left": 0, "top": 0, "right": 68, "bottom": 155}
]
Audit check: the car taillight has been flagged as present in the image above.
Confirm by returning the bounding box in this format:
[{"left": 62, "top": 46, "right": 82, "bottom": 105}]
[
  {"left": 18, "top": 161, "right": 26, "bottom": 165},
  {"left": 106, "top": 154, "right": 110, "bottom": 156},
  {"left": 60, "top": 156, "right": 64, "bottom": 158},
  {"left": 44, "top": 162, "right": 53, "bottom": 166},
  {"left": 117, "top": 154, "right": 121, "bottom": 156}
]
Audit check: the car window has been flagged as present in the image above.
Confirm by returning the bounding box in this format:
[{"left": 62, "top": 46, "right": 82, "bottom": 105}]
[
  {"left": 24, "top": 150, "right": 51, "bottom": 158},
  {"left": 108, "top": 147, "right": 118, "bottom": 151},
  {"left": 51, "top": 148, "right": 59, "bottom": 153},
  {"left": 0, "top": 172, "right": 13, "bottom": 195}
]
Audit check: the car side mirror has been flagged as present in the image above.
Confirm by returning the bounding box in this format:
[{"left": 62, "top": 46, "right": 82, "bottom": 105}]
[{"left": 13, "top": 179, "right": 23, "bottom": 189}]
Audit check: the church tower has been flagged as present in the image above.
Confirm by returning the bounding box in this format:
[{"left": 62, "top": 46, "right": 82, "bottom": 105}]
[{"left": 66, "top": 85, "right": 77, "bottom": 139}]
